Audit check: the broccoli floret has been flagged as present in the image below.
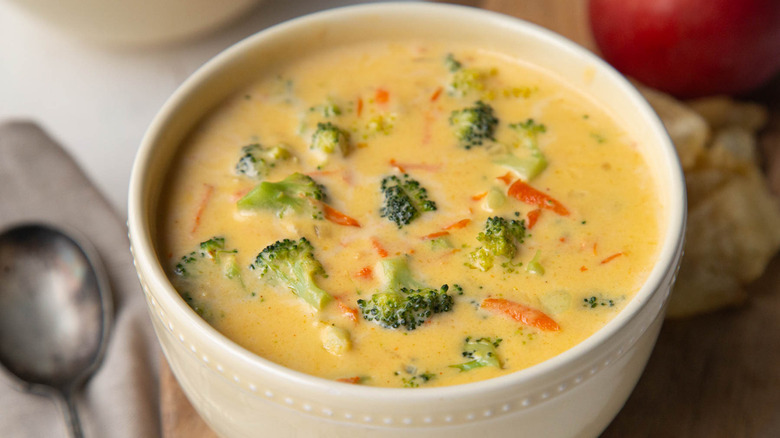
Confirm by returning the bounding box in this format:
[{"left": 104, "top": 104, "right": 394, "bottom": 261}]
[
  {"left": 494, "top": 119, "right": 548, "bottom": 181},
  {"left": 450, "top": 337, "right": 502, "bottom": 372},
  {"left": 299, "top": 100, "right": 343, "bottom": 137},
  {"left": 451, "top": 69, "right": 487, "bottom": 97},
  {"left": 468, "top": 216, "right": 527, "bottom": 271},
  {"left": 311, "top": 122, "right": 350, "bottom": 164},
  {"left": 268, "top": 75, "right": 295, "bottom": 102},
  {"left": 445, "top": 53, "right": 487, "bottom": 97},
  {"left": 380, "top": 174, "right": 437, "bottom": 228},
  {"left": 357, "top": 256, "right": 455, "bottom": 330},
  {"left": 174, "top": 236, "right": 240, "bottom": 279},
  {"left": 365, "top": 113, "right": 396, "bottom": 136},
  {"left": 309, "top": 99, "right": 342, "bottom": 118},
  {"left": 449, "top": 101, "right": 498, "bottom": 149},
  {"left": 358, "top": 286, "right": 454, "bottom": 330},
  {"left": 173, "top": 237, "right": 242, "bottom": 318},
  {"left": 234, "top": 143, "right": 292, "bottom": 179},
  {"left": 583, "top": 295, "right": 616, "bottom": 309},
  {"left": 444, "top": 53, "right": 462, "bottom": 72},
  {"left": 237, "top": 172, "right": 326, "bottom": 219},
  {"left": 429, "top": 235, "right": 454, "bottom": 251},
  {"left": 512, "top": 118, "right": 546, "bottom": 139},
  {"left": 400, "top": 371, "right": 435, "bottom": 388},
  {"left": 180, "top": 291, "right": 212, "bottom": 319},
  {"left": 249, "top": 237, "right": 332, "bottom": 310}
]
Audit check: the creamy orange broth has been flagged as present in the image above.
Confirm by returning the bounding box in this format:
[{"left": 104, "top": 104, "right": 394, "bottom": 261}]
[{"left": 158, "top": 41, "right": 661, "bottom": 388}]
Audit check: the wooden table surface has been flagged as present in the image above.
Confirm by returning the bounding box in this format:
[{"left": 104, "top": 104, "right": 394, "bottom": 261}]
[{"left": 161, "top": 1, "right": 780, "bottom": 437}]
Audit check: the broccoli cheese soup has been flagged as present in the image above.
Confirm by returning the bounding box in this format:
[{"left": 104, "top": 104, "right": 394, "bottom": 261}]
[{"left": 158, "top": 41, "right": 661, "bottom": 388}]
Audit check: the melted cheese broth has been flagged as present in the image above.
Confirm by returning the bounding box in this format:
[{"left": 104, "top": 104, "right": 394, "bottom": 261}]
[{"left": 158, "top": 41, "right": 661, "bottom": 388}]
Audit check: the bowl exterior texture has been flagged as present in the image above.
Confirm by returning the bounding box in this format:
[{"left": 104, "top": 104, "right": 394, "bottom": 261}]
[{"left": 129, "top": 3, "right": 686, "bottom": 437}]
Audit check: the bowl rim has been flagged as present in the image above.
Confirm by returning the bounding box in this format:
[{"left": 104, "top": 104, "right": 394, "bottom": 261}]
[{"left": 128, "top": 1, "right": 686, "bottom": 401}]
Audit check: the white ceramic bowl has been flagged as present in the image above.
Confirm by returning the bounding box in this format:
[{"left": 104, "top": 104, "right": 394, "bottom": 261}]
[
  {"left": 128, "top": 3, "right": 686, "bottom": 437},
  {"left": 8, "top": 0, "right": 261, "bottom": 46}
]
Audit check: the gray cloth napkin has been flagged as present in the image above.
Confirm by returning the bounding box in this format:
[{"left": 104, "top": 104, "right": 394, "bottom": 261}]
[{"left": 0, "top": 121, "right": 161, "bottom": 437}]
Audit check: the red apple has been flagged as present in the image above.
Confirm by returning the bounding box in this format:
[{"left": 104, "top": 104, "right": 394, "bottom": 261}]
[{"left": 588, "top": 0, "right": 780, "bottom": 98}]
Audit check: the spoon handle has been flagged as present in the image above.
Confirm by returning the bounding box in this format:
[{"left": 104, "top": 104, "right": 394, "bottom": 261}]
[{"left": 59, "top": 389, "right": 84, "bottom": 438}]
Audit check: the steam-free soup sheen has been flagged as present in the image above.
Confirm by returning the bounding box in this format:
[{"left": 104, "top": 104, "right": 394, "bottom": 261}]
[{"left": 159, "top": 41, "right": 661, "bottom": 388}]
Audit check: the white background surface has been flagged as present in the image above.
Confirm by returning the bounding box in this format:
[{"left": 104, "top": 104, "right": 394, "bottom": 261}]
[{"left": 0, "top": 0, "right": 406, "bottom": 217}]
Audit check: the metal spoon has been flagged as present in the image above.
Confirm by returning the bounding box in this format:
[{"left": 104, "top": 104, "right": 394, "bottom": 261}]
[{"left": 0, "top": 223, "right": 112, "bottom": 438}]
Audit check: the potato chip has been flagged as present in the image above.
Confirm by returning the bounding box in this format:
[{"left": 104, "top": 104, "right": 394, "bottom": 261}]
[
  {"left": 706, "top": 127, "right": 759, "bottom": 169},
  {"left": 683, "top": 167, "right": 731, "bottom": 207},
  {"left": 668, "top": 169, "right": 780, "bottom": 317},
  {"left": 639, "top": 86, "right": 710, "bottom": 171},
  {"left": 640, "top": 86, "right": 780, "bottom": 318},
  {"left": 757, "top": 111, "right": 780, "bottom": 196},
  {"left": 668, "top": 258, "right": 746, "bottom": 318},
  {"left": 687, "top": 96, "right": 768, "bottom": 132}
]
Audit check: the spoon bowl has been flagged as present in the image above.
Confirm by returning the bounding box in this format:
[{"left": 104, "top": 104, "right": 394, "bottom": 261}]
[{"left": 0, "top": 223, "right": 112, "bottom": 437}]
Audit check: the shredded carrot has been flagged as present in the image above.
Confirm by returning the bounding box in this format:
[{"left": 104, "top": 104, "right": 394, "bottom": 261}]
[
  {"left": 526, "top": 209, "right": 542, "bottom": 229},
  {"left": 191, "top": 184, "right": 214, "bottom": 233},
  {"left": 496, "top": 172, "right": 514, "bottom": 185},
  {"left": 336, "top": 376, "right": 362, "bottom": 384},
  {"left": 508, "top": 180, "right": 570, "bottom": 216},
  {"left": 434, "top": 248, "right": 462, "bottom": 260},
  {"left": 422, "top": 109, "right": 436, "bottom": 145},
  {"left": 389, "top": 159, "right": 406, "bottom": 173},
  {"left": 421, "top": 231, "right": 450, "bottom": 240},
  {"left": 421, "top": 218, "right": 469, "bottom": 240},
  {"left": 471, "top": 191, "right": 488, "bottom": 201},
  {"left": 356, "top": 97, "right": 363, "bottom": 117},
  {"left": 580, "top": 266, "right": 588, "bottom": 272},
  {"left": 337, "top": 300, "right": 359, "bottom": 322},
  {"left": 323, "top": 204, "right": 361, "bottom": 227},
  {"left": 340, "top": 170, "right": 354, "bottom": 186},
  {"left": 593, "top": 242, "right": 598, "bottom": 255},
  {"left": 560, "top": 237, "right": 566, "bottom": 243},
  {"left": 430, "top": 86, "right": 443, "bottom": 102},
  {"left": 375, "top": 88, "right": 389, "bottom": 104},
  {"left": 444, "top": 218, "right": 471, "bottom": 230},
  {"left": 389, "top": 159, "right": 441, "bottom": 172},
  {"left": 412, "top": 162, "right": 442, "bottom": 172},
  {"left": 600, "top": 252, "right": 624, "bottom": 264},
  {"left": 371, "top": 238, "right": 389, "bottom": 258},
  {"left": 354, "top": 266, "right": 373, "bottom": 279},
  {"left": 306, "top": 169, "right": 340, "bottom": 177},
  {"left": 230, "top": 187, "right": 251, "bottom": 203},
  {"left": 482, "top": 298, "right": 560, "bottom": 331}
]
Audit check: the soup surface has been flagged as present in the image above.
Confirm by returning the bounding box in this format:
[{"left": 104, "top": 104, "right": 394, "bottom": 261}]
[{"left": 159, "top": 41, "right": 661, "bottom": 388}]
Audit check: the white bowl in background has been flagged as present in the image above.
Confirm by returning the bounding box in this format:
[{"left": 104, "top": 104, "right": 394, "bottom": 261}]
[
  {"left": 128, "top": 3, "right": 686, "bottom": 437},
  {"left": 7, "top": 0, "right": 261, "bottom": 46}
]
